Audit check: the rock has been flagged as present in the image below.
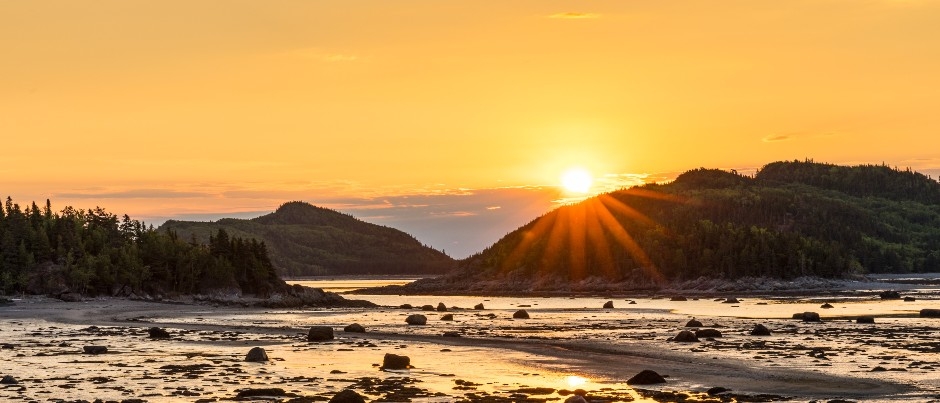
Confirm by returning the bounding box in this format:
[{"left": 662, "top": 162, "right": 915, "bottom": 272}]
[
  {"left": 474, "top": 303, "right": 485, "bottom": 310},
  {"left": 245, "top": 347, "right": 269, "bottom": 362},
  {"left": 856, "top": 316, "right": 875, "bottom": 324},
  {"left": 695, "top": 328, "right": 722, "bottom": 338},
  {"left": 603, "top": 301, "right": 614, "bottom": 309},
  {"left": 792, "top": 313, "right": 805, "bottom": 320},
  {"left": 381, "top": 353, "right": 411, "bottom": 370},
  {"left": 421, "top": 304, "right": 435, "bottom": 311},
  {"left": 236, "top": 388, "right": 287, "bottom": 398},
  {"left": 406, "top": 314, "right": 427, "bottom": 325},
  {"left": 670, "top": 296, "right": 687, "bottom": 301},
  {"left": 329, "top": 389, "right": 366, "bottom": 403},
  {"left": 564, "top": 396, "right": 588, "bottom": 403},
  {"left": 706, "top": 387, "right": 730, "bottom": 395},
  {"left": 672, "top": 330, "right": 699, "bottom": 342},
  {"left": 307, "top": 326, "right": 334, "bottom": 341},
  {"left": 879, "top": 290, "right": 901, "bottom": 299},
  {"left": 443, "top": 331, "right": 461, "bottom": 337},
  {"left": 344, "top": 323, "right": 366, "bottom": 333},
  {"left": 723, "top": 297, "right": 739, "bottom": 304},
  {"left": 440, "top": 314, "right": 454, "bottom": 321},
  {"left": 685, "top": 318, "right": 703, "bottom": 327},
  {"left": 399, "top": 304, "right": 413, "bottom": 309},
  {"left": 750, "top": 324, "right": 771, "bottom": 336},
  {"left": 626, "top": 369, "right": 667, "bottom": 385},
  {"left": 0, "top": 375, "right": 17, "bottom": 384},
  {"left": 904, "top": 296, "right": 916, "bottom": 302},
  {"left": 437, "top": 302, "right": 448, "bottom": 312},
  {"left": 148, "top": 327, "right": 170, "bottom": 339},
  {"left": 820, "top": 303, "right": 834, "bottom": 309},
  {"left": 920, "top": 309, "right": 940, "bottom": 318},
  {"left": 83, "top": 346, "right": 108, "bottom": 354},
  {"left": 871, "top": 366, "right": 888, "bottom": 372},
  {"left": 802, "top": 312, "right": 821, "bottom": 322},
  {"left": 513, "top": 310, "right": 530, "bottom": 319},
  {"left": 629, "top": 300, "right": 637, "bottom": 304}
]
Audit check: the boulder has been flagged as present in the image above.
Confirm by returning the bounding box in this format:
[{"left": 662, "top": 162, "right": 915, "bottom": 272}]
[
  {"left": 381, "top": 353, "right": 411, "bottom": 370},
  {"left": 723, "top": 298, "right": 739, "bottom": 304},
  {"left": 406, "top": 314, "right": 428, "bottom": 325},
  {"left": 329, "top": 389, "right": 366, "bottom": 403},
  {"left": 421, "top": 305, "right": 435, "bottom": 311},
  {"left": 513, "top": 310, "right": 530, "bottom": 319},
  {"left": 0, "top": 375, "right": 17, "bottom": 385},
  {"left": 83, "top": 346, "right": 108, "bottom": 354},
  {"left": 879, "top": 290, "right": 901, "bottom": 299},
  {"left": 245, "top": 347, "right": 269, "bottom": 362},
  {"left": 671, "top": 330, "right": 699, "bottom": 342},
  {"left": 626, "top": 369, "right": 667, "bottom": 385},
  {"left": 670, "top": 296, "right": 687, "bottom": 301},
  {"left": 148, "top": 327, "right": 171, "bottom": 339},
  {"left": 603, "top": 301, "right": 614, "bottom": 309},
  {"left": 474, "top": 303, "right": 485, "bottom": 310},
  {"left": 820, "top": 303, "right": 834, "bottom": 309},
  {"left": 344, "top": 323, "right": 366, "bottom": 333},
  {"left": 856, "top": 316, "right": 875, "bottom": 324},
  {"left": 399, "top": 304, "right": 413, "bottom": 309},
  {"left": 440, "top": 314, "right": 454, "bottom": 321},
  {"left": 307, "top": 326, "right": 334, "bottom": 341},
  {"left": 750, "top": 324, "right": 771, "bottom": 336},
  {"left": 437, "top": 303, "right": 448, "bottom": 312},
  {"left": 695, "top": 328, "right": 722, "bottom": 338},
  {"left": 920, "top": 309, "right": 940, "bottom": 318},
  {"left": 685, "top": 318, "right": 703, "bottom": 327},
  {"left": 802, "top": 312, "right": 821, "bottom": 322}
]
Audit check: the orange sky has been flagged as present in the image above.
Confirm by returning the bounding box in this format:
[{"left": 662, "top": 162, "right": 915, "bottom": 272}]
[{"left": 3, "top": 1, "right": 940, "bottom": 256}]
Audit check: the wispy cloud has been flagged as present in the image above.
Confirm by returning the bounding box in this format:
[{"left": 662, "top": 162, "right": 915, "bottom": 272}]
[
  {"left": 763, "top": 134, "right": 793, "bottom": 142},
  {"left": 549, "top": 12, "right": 600, "bottom": 19},
  {"left": 56, "top": 189, "right": 213, "bottom": 199}
]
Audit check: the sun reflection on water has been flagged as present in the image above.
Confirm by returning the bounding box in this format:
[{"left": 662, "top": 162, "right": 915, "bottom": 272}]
[{"left": 565, "top": 375, "right": 588, "bottom": 388}]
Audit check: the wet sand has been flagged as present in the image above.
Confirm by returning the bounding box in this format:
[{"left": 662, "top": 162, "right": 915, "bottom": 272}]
[{"left": 1, "top": 295, "right": 939, "bottom": 402}]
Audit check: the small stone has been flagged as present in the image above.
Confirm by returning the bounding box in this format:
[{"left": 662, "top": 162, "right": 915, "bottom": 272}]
[
  {"left": 627, "top": 369, "right": 667, "bottom": 385},
  {"left": 670, "top": 296, "right": 687, "bottom": 301},
  {"left": 820, "top": 303, "right": 834, "bottom": 309},
  {"left": 245, "top": 347, "right": 269, "bottom": 362},
  {"left": 399, "top": 304, "right": 413, "bottom": 309}
]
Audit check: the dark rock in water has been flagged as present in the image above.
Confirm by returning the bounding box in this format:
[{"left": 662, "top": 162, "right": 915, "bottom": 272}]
[
  {"left": 513, "top": 310, "right": 530, "bottom": 319},
  {"left": 629, "top": 300, "right": 637, "bottom": 304},
  {"left": 83, "top": 346, "right": 108, "bottom": 354},
  {"left": 440, "top": 314, "right": 454, "bottom": 321},
  {"left": 236, "top": 388, "right": 287, "bottom": 398},
  {"left": 880, "top": 290, "right": 901, "bottom": 299},
  {"left": 723, "top": 297, "right": 739, "bottom": 304},
  {"left": 344, "top": 323, "right": 366, "bottom": 333},
  {"left": 695, "top": 328, "right": 722, "bottom": 338},
  {"left": 307, "top": 326, "right": 334, "bottom": 341},
  {"left": 871, "top": 366, "right": 888, "bottom": 372},
  {"left": 750, "top": 324, "right": 771, "bottom": 336},
  {"left": 421, "top": 304, "right": 435, "bottom": 311},
  {"left": 603, "top": 301, "right": 614, "bottom": 309},
  {"left": 627, "top": 369, "right": 667, "bottom": 385},
  {"left": 672, "top": 330, "right": 699, "bottom": 342},
  {"left": 1, "top": 344, "right": 13, "bottom": 349},
  {"left": 399, "top": 304, "right": 413, "bottom": 309},
  {"left": 564, "top": 396, "right": 588, "bottom": 403},
  {"left": 245, "top": 347, "right": 269, "bottom": 362},
  {"left": 792, "top": 313, "right": 805, "bottom": 320},
  {"left": 437, "top": 302, "right": 448, "bottom": 312},
  {"left": 820, "top": 303, "right": 834, "bottom": 309},
  {"left": 904, "top": 296, "right": 916, "bottom": 302},
  {"left": 474, "top": 303, "right": 485, "bottom": 310},
  {"left": 706, "top": 387, "right": 730, "bottom": 395},
  {"left": 921, "top": 309, "right": 940, "bottom": 318},
  {"left": 329, "top": 389, "right": 366, "bottom": 403},
  {"left": 148, "top": 327, "right": 170, "bottom": 339},
  {"left": 406, "top": 314, "right": 428, "bottom": 325},
  {"left": 685, "top": 318, "right": 703, "bottom": 327},
  {"left": 443, "top": 331, "right": 461, "bottom": 337},
  {"left": 0, "top": 375, "right": 17, "bottom": 384},
  {"left": 856, "top": 316, "right": 875, "bottom": 324},
  {"left": 802, "top": 312, "right": 821, "bottom": 322},
  {"left": 670, "top": 296, "right": 687, "bottom": 301},
  {"left": 381, "top": 353, "right": 411, "bottom": 370}
]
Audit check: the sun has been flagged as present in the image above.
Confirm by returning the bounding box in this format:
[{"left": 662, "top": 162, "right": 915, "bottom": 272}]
[{"left": 560, "top": 167, "right": 593, "bottom": 193}]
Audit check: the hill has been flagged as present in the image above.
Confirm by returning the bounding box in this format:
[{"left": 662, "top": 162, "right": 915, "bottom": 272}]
[
  {"left": 160, "top": 201, "right": 456, "bottom": 276},
  {"left": 370, "top": 160, "right": 940, "bottom": 294}
]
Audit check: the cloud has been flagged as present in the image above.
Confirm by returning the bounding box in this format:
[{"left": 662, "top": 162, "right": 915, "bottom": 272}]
[
  {"left": 549, "top": 12, "right": 600, "bottom": 19},
  {"left": 55, "top": 189, "right": 213, "bottom": 199},
  {"left": 763, "top": 134, "right": 792, "bottom": 142}
]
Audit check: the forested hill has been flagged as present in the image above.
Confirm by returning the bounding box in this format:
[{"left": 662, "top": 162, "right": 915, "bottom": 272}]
[
  {"left": 160, "top": 201, "right": 456, "bottom": 276},
  {"left": 385, "top": 160, "right": 940, "bottom": 293}
]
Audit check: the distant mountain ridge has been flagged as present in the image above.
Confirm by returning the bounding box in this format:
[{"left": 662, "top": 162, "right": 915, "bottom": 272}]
[
  {"left": 160, "top": 201, "right": 456, "bottom": 276},
  {"left": 367, "top": 160, "right": 940, "bottom": 294}
]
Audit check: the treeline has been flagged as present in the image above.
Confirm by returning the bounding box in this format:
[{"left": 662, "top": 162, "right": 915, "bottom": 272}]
[
  {"left": 0, "top": 197, "right": 284, "bottom": 297},
  {"left": 459, "top": 160, "right": 940, "bottom": 284}
]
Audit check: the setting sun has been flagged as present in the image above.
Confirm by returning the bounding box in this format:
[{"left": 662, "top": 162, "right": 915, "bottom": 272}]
[{"left": 561, "top": 168, "right": 593, "bottom": 194}]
